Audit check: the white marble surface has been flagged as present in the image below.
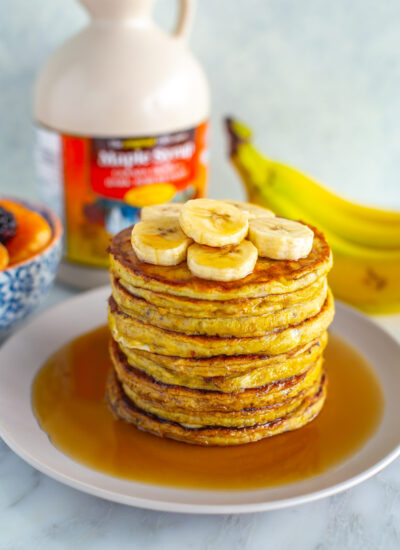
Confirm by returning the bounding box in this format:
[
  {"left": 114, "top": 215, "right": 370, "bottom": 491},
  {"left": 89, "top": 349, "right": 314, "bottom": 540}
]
[{"left": 1, "top": 0, "right": 400, "bottom": 547}]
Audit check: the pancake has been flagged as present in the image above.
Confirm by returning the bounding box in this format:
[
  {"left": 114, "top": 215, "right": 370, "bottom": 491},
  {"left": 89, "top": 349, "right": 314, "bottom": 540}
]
[
  {"left": 111, "top": 276, "right": 328, "bottom": 337},
  {"left": 123, "top": 379, "right": 322, "bottom": 428},
  {"left": 108, "top": 289, "right": 335, "bottom": 357},
  {"left": 110, "top": 339, "right": 323, "bottom": 412},
  {"left": 117, "top": 274, "right": 327, "bottom": 318},
  {"left": 118, "top": 332, "right": 328, "bottom": 378},
  {"left": 117, "top": 334, "right": 327, "bottom": 391},
  {"left": 106, "top": 369, "right": 327, "bottom": 446},
  {"left": 109, "top": 224, "right": 332, "bottom": 300}
]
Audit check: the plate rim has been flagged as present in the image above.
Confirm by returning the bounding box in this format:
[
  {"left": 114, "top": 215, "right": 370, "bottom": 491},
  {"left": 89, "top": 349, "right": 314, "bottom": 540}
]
[{"left": 0, "top": 286, "right": 399, "bottom": 515}]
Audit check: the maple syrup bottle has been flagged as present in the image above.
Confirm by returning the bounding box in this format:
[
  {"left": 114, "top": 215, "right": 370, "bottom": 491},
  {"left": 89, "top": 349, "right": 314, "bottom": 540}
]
[{"left": 34, "top": 0, "right": 210, "bottom": 288}]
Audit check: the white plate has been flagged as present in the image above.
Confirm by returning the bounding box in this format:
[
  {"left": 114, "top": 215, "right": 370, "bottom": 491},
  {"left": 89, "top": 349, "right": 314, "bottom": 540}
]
[{"left": 0, "top": 286, "right": 399, "bottom": 514}]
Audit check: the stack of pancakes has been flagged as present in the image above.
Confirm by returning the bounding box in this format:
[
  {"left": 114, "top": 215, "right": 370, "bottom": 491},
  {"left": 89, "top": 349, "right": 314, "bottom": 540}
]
[{"left": 107, "top": 224, "right": 334, "bottom": 446}]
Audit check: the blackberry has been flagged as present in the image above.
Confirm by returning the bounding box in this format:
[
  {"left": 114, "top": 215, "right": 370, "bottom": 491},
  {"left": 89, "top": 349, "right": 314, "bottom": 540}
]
[{"left": 0, "top": 206, "right": 17, "bottom": 244}]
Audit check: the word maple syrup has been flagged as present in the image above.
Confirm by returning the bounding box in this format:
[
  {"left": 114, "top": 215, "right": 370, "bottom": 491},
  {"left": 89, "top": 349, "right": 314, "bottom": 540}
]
[{"left": 32, "top": 326, "right": 384, "bottom": 490}]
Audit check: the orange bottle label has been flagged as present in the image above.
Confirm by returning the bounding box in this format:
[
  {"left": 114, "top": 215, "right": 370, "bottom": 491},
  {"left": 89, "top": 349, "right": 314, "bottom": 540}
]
[{"left": 35, "top": 122, "right": 209, "bottom": 268}]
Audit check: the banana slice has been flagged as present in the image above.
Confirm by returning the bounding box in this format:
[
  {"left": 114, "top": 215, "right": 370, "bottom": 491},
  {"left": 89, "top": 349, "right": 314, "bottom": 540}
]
[
  {"left": 249, "top": 217, "right": 314, "bottom": 260},
  {"left": 223, "top": 200, "right": 275, "bottom": 220},
  {"left": 131, "top": 217, "right": 192, "bottom": 266},
  {"left": 187, "top": 240, "right": 258, "bottom": 281},
  {"left": 179, "top": 198, "right": 248, "bottom": 247},
  {"left": 141, "top": 203, "right": 182, "bottom": 221}
]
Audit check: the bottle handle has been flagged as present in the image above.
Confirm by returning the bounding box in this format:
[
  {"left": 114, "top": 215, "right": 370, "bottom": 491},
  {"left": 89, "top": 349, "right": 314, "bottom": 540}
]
[{"left": 174, "top": 0, "right": 195, "bottom": 41}]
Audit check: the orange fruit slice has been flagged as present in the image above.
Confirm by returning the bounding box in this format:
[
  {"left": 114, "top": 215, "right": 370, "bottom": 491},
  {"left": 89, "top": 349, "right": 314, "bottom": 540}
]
[
  {"left": 0, "top": 243, "right": 9, "bottom": 270},
  {"left": 0, "top": 200, "right": 52, "bottom": 265}
]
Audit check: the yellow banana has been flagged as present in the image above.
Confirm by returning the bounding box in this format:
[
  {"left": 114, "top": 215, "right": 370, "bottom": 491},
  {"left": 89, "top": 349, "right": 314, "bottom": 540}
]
[
  {"left": 226, "top": 118, "right": 400, "bottom": 313},
  {"left": 227, "top": 119, "right": 400, "bottom": 248}
]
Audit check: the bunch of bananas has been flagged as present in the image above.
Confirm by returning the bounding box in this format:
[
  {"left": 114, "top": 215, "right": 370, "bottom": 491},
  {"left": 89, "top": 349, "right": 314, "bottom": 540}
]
[{"left": 226, "top": 118, "right": 400, "bottom": 313}]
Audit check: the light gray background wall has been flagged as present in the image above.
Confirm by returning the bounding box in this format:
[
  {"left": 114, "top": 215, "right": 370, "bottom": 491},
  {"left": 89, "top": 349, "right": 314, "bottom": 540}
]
[{"left": 1, "top": 0, "right": 400, "bottom": 207}]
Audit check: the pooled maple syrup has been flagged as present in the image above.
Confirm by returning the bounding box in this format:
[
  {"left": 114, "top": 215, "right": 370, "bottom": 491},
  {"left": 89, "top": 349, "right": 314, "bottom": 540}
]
[{"left": 32, "top": 326, "right": 384, "bottom": 490}]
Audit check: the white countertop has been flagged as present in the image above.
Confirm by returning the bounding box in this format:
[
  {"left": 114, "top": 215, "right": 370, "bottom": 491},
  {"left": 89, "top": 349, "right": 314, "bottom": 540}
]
[{"left": 0, "top": 284, "right": 399, "bottom": 550}]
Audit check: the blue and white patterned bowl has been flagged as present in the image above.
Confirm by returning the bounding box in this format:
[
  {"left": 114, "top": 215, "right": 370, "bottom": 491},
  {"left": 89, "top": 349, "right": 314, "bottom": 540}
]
[{"left": 0, "top": 198, "right": 63, "bottom": 331}]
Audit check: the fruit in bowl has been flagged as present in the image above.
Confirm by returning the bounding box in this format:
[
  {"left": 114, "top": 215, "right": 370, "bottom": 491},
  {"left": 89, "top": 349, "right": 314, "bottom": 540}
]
[{"left": 0, "top": 198, "right": 62, "bottom": 331}]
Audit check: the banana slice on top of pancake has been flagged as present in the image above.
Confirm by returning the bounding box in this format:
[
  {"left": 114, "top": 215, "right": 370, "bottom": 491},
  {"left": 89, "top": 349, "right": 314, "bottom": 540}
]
[
  {"left": 141, "top": 203, "right": 182, "bottom": 221},
  {"left": 249, "top": 217, "right": 314, "bottom": 260},
  {"left": 187, "top": 240, "right": 258, "bottom": 281},
  {"left": 179, "top": 198, "right": 249, "bottom": 247},
  {"left": 131, "top": 217, "right": 192, "bottom": 266},
  {"left": 223, "top": 200, "right": 275, "bottom": 220}
]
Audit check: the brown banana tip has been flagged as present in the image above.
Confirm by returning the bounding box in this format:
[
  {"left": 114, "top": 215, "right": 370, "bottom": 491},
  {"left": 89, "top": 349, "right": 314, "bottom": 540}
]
[{"left": 224, "top": 117, "right": 242, "bottom": 157}]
